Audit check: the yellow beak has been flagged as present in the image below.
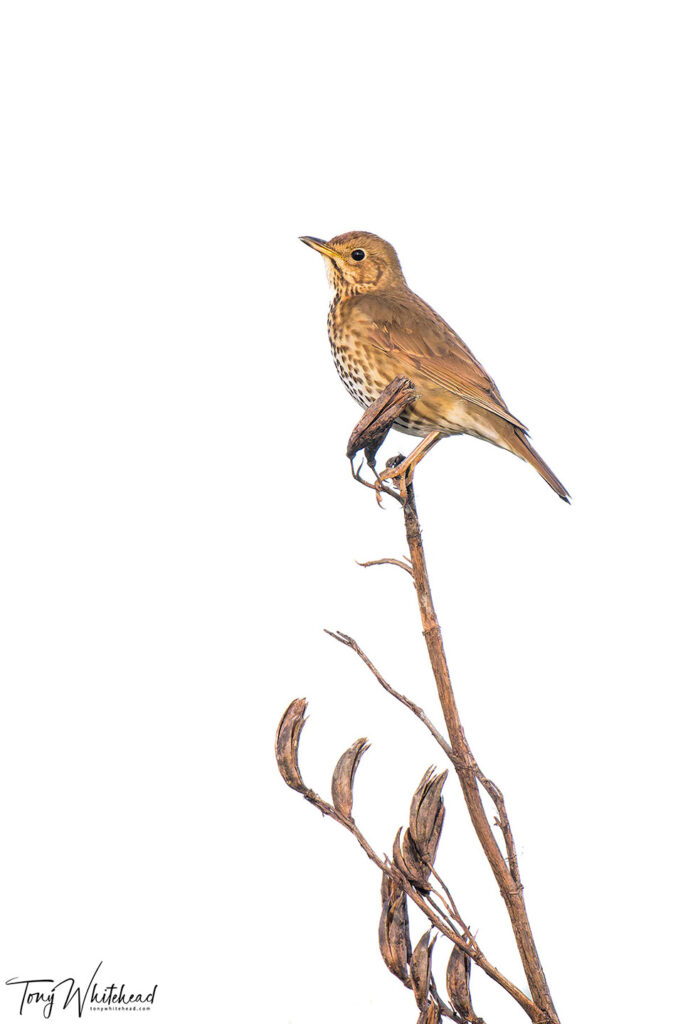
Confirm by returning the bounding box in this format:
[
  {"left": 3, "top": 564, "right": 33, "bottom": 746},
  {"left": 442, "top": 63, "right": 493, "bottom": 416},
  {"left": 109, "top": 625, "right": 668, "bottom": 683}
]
[{"left": 299, "top": 236, "right": 341, "bottom": 260}]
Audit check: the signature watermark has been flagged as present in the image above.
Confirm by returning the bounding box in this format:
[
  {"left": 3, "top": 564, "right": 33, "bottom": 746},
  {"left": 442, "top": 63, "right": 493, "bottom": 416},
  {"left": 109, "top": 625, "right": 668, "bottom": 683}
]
[{"left": 5, "top": 963, "right": 157, "bottom": 1018}]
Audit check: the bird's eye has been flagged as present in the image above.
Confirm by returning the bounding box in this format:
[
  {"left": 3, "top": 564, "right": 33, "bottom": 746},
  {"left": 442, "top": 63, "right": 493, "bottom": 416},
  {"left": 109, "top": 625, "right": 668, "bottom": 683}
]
[{"left": 351, "top": 249, "right": 366, "bottom": 262}]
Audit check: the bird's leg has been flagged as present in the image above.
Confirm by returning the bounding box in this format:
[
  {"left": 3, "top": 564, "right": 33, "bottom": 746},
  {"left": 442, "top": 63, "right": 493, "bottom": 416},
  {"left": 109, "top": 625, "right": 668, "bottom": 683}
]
[{"left": 377, "top": 430, "right": 443, "bottom": 501}]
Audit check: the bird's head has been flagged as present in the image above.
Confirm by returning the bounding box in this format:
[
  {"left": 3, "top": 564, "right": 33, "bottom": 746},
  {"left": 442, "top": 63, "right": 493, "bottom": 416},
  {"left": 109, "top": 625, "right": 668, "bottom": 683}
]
[{"left": 300, "top": 231, "right": 405, "bottom": 295}]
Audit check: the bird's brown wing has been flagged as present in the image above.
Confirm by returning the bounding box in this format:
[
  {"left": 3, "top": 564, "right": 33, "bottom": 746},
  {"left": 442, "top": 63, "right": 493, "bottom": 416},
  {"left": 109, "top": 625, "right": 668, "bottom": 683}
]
[{"left": 355, "top": 292, "right": 528, "bottom": 432}]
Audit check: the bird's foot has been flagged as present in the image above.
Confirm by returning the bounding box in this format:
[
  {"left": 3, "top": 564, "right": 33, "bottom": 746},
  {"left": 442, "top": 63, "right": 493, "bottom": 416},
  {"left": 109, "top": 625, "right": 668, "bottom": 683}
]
[
  {"left": 377, "top": 430, "right": 444, "bottom": 502},
  {"left": 377, "top": 455, "right": 411, "bottom": 503},
  {"left": 350, "top": 454, "right": 401, "bottom": 507}
]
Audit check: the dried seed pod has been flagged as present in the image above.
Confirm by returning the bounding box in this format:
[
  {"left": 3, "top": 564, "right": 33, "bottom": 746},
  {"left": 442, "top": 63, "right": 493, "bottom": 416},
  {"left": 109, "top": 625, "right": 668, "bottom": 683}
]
[
  {"left": 446, "top": 944, "right": 474, "bottom": 1021},
  {"left": 401, "top": 827, "right": 431, "bottom": 890},
  {"left": 392, "top": 827, "right": 432, "bottom": 892},
  {"left": 331, "top": 737, "right": 370, "bottom": 818},
  {"left": 393, "top": 828, "right": 409, "bottom": 877},
  {"left": 378, "top": 898, "right": 399, "bottom": 979},
  {"left": 393, "top": 828, "right": 427, "bottom": 888},
  {"left": 378, "top": 891, "right": 412, "bottom": 985},
  {"left": 275, "top": 698, "right": 308, "bottom": 793},
  {"left": 409, "top": 768, "right": 447, "bottom": 872},
  {"left": 410, "top": 929, "right": 436, "bottom": 1010}
]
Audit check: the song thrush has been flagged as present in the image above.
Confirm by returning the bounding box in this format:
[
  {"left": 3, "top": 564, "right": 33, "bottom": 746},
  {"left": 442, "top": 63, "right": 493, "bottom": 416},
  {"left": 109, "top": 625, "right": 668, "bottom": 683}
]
[{"left": 300, "top": 231, "right": 569, "bottom": 502}]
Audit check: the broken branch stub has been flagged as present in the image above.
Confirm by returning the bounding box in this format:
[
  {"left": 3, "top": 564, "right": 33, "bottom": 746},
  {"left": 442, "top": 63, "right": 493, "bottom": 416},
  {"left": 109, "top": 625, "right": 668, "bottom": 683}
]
[
  {"left": 346, "top": 375, "right": 417, "bottom": 467},
  {"left": 331, "top": 737, "right": 370, "bottom": 819}
]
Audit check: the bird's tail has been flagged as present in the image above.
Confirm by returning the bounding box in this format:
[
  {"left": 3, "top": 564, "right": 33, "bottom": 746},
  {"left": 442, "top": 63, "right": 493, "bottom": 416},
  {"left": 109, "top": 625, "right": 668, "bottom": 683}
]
[{"left": 510, "top": 429, "right": 570, "bottom": 503}]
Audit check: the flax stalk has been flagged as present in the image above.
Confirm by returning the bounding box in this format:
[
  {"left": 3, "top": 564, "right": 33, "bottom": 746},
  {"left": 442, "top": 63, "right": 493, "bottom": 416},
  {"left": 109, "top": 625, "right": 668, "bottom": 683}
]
[{"left": 400, "top": 480, "right": 559, "bottom": 1023}]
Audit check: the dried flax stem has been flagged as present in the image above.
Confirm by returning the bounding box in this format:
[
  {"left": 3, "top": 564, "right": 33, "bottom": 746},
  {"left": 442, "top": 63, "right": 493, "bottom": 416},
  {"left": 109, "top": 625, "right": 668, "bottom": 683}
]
[{"left": 401, "top": 480, "right": 559, "bottom": 1024}]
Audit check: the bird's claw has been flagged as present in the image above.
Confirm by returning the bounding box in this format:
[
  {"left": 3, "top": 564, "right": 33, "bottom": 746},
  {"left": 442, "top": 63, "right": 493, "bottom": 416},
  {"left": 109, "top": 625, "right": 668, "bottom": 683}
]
[
  {"left": 349, "top": 451, "right": 404, "bottom": 507},
  {"left": 378, "top": 454, "right": 412, "bottom": 504}
]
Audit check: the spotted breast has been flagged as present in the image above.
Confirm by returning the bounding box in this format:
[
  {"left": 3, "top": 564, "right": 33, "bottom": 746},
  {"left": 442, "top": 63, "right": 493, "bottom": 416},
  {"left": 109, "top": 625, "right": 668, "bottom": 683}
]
[{"left": 327, "top": 291, "right": 439, "bottom": 438}]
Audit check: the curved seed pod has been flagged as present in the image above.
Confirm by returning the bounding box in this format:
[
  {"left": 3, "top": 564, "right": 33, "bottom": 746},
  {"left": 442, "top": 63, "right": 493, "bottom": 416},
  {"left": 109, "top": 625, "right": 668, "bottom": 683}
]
[
  {"left": 331, "top": 737, "right": 370, "bottom": 818},
  {"left": 378, "top": 898, "right": 400, "bottom": 980},
  {"left": 401, "top": 828, "right": 431, "bottom": 891},
  {"left": 275, "top": 698, "right": 308, "bottom": 793},
  {"left": 393, "top": 828, "right": 426, "bottom": 888},
  {"left": 422, "top": 778, "right": 446, "bottom": 870},
  {"left": 410, "top": 929, "right": 436, "bottom": 1010},
  {"left": 378, "top": 892, "right": 412, "bottom": 985},
  {"left": 409, "top": 768, "right": 447, "bottom": 872},
  {"left": 393, "top": 828, "right": 410, "bottom": 877},
  {"left": 446, "top": 944, "right": 474, "bottom": 1021}
]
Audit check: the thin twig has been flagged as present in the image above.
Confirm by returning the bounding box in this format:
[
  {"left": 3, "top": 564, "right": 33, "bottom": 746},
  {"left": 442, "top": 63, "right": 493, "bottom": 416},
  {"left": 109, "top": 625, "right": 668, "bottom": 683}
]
[
  {"left": 429, "top": 980, "right": 462, "bottom": 1023},
  {"left": 430, "top": 864, "right": 474, "bottom": 941},
  {"left": 326, "top": 630, "right": 520, "bottom": 882},
  {"left": 424, "top": 891, "right": 465, "bottom": 942},
  {"left": 324, "top": 630, "right": 453, "bottom": 760},
  {"left": 475, "top": 771, "right": 522, "bottom": 885},
  {"left": 356, "top": 556, "right": 414, "bottom": 577}
]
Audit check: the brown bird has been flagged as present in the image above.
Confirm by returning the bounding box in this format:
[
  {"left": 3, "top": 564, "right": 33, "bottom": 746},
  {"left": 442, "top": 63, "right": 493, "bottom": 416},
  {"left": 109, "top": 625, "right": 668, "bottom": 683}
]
[{"left": 300, "top": 231, "right": 569, "bottom": 502}]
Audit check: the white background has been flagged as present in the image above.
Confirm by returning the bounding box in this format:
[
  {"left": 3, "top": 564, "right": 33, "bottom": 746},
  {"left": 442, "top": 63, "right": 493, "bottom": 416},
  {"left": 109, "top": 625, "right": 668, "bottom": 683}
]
[{"left": 1, "top": 2, "right": 681, "bottom": 1022}]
